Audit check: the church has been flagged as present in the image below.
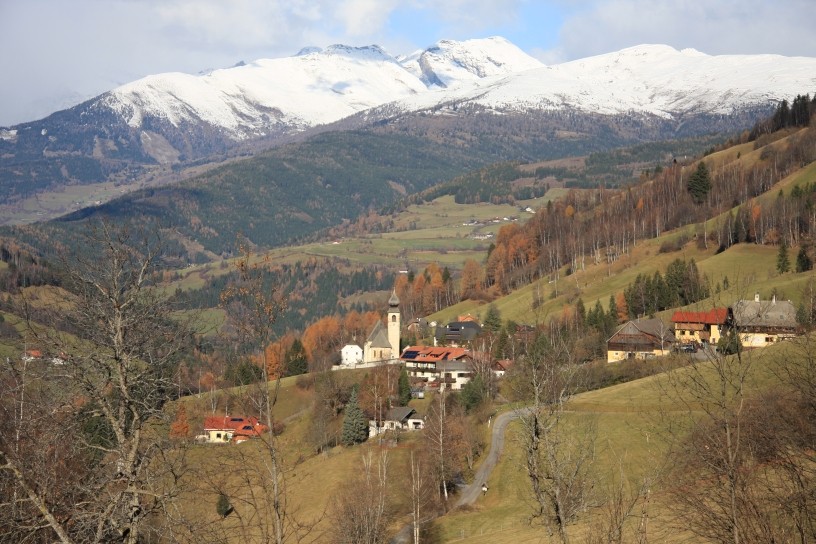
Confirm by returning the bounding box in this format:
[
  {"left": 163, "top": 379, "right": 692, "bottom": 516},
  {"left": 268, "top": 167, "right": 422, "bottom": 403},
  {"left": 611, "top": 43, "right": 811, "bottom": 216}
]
[{"left": 363, "top": 290, "right": 401, "bottom": 363}]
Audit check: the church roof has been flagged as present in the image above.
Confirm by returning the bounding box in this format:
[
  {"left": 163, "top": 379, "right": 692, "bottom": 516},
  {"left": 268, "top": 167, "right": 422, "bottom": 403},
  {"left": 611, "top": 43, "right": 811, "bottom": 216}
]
[{"left": 366, "top": 321, "right": 392, "bottom": 349}]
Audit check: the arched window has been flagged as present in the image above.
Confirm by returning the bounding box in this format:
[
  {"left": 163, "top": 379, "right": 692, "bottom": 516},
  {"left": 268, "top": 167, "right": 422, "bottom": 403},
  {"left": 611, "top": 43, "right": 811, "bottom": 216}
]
[{"left": 391, "top": 315, "right": 396, "bottom": 322}]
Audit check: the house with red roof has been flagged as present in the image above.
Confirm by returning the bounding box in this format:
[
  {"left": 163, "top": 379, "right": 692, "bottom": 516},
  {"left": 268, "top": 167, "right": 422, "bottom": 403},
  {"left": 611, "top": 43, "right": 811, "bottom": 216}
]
[
  {"left": 202, "top": 415, "right": 268, "bottom": 444},
  {"left": 670, "top": 308, "right": 728, "bottom": 347}
]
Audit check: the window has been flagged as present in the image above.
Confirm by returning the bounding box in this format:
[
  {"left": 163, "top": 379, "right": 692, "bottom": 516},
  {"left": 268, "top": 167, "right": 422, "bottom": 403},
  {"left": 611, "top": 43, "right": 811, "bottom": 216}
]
[
  {"left": 391, "top": 315, "right": 396, "bottom": 322},
  {"left": 216, "top": 433, "right": 222, "bottom": 439}
]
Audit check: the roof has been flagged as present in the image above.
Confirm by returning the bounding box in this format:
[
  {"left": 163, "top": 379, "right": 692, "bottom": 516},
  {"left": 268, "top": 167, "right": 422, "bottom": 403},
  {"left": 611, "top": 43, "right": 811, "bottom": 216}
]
[
  {"left": 388, "top": 289, "right": 400, "bottom": 308},
  {"left": 435, "top": 321, "right": 481, "bottom": 342},
  {"left": 731, "top": 298, "right": 797, "bottom": 329},
  {"left": 204, "top": 416, "right": 260, "bottom": 431},
  {"left": 610, "top": 319, "right": 675, "bottom": 343},
  {"left": 671, "top": 308, "right": 728, "bottom": 325},
  {"left": 400, "top": 345, "right": 471, "bottom": 363},
  {"left": 457, "top": 314, "right": 480, "bottom": 323},
  {"left": 366, "top": 321, "right": 392, "bottom": 349},
  {"left": 385, "top": 406, "right": 416, "bottom": 422}
]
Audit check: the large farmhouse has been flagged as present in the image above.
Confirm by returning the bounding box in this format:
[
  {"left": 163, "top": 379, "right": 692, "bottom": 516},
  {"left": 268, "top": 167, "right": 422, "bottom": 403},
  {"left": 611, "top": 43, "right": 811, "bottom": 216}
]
[
  {"left": 671, "top": 308, "right": 728, "bottom": 347},
  {"left": 730, "top": 294, "right": 798, "bottom": 348},
  {"left": 607, "top": 318, "right": 675, "bottom": 362}
]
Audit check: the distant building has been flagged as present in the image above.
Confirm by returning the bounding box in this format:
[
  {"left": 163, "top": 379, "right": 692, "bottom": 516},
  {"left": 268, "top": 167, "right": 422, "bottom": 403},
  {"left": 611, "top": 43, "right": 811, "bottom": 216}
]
[
  {"left": 340, "top": 344, "right": 363, "bottom": 366},
  {"left": 435, "top": 321, "right": 481, "bottom": 347},
  {"left": 369, "top": 406, "right": 424, "bottom": 437},
  {"left": 607, "top": 318, "right": 675, "bottom": 362},
  {"left": 401, "top": 345, "right": 473, "bottom": 390},
  {"left": 202, "top": 416, "right": 268, "bottom": 444},
  {"left": 671, "top": 308, "right": 728, "bottom": 346},
  {"left": 729, "top": 293, "right": 798, "bottom": 348}
]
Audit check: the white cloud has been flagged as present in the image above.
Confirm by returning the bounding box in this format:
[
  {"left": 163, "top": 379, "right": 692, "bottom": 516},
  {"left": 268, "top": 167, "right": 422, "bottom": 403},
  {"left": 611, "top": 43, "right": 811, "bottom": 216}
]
[
  {"left": 334, "top": 0, "right": 401, "bottom": 37},
  {"left": 549, "top": 0, "right": 816, "bottom": 60}
]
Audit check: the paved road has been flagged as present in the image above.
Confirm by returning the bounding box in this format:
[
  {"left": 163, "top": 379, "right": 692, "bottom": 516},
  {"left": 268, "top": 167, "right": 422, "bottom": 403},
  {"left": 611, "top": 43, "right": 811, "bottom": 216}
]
[
  {"left": 390, "top": 408, "right": 522, "bottom": 543},
  {"left": 454, "top": 409, "right": 520, "bottom": 508}
]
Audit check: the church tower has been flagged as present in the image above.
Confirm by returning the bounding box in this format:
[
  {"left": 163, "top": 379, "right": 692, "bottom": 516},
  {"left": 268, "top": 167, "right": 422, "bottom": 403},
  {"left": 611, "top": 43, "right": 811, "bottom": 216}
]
[{"left": 387, "top": 289, "right": 401, "bottom": 359}]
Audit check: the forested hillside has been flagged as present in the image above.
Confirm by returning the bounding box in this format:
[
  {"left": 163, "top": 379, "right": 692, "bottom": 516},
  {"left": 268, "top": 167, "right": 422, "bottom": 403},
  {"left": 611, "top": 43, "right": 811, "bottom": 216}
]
[{"left": 480, "top": 111, "right": 816, "bottom": 296}]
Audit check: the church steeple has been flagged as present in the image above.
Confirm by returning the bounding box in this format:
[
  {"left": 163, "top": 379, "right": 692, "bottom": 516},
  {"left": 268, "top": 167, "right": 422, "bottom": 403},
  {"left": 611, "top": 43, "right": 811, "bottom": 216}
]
[{"left": 387, "top": 289, "right": 401, "bottom": 358}]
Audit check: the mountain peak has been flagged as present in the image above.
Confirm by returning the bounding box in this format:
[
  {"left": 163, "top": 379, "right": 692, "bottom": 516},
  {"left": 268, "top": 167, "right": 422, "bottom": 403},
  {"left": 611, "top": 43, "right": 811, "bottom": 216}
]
[
  {"left": 322, "top": 44, "right": 393, "bottom": 61},
  {"left": 400, "top": 36, "right": 543, "bottom": 88}
]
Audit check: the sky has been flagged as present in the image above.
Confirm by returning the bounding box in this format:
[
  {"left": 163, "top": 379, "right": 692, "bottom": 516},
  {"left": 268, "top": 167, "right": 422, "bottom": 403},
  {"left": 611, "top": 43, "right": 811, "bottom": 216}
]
[{"left": 1, "top": 0, "right": 815, "bottom": 127}]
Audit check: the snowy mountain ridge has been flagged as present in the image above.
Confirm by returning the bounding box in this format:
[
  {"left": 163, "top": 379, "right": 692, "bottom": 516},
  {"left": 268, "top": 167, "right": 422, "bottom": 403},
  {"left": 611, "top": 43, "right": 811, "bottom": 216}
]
[{"left": 82, "top": 36, "right": 816, "bottom": 144}]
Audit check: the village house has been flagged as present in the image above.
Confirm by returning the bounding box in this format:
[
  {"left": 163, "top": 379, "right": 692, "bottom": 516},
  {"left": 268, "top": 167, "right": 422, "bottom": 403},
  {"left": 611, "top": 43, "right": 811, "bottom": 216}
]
[
  {"left": 368, "top": 406, "right": 424, "bottom": 437},
  {"left": 607, "top": 318, "right": 675, "bottom": 362},
  {"left": 492, "top": 358, "right": 513, "bottom": 377},
  {"left": 401, "top": 345, "right": 473, "bottom": 390},
  {"left": 340, "top": 344, "right": 363, "bottom": 366},
  {"left": 671, "top": 308, "right": 728, "bottom": 347},
  {"left": 729, "top": 293, "right": 798, "bottom": 348},
  {"left": 434, "top": 320, "right": 481, "bottom": 347},
  {"left": 202, "top": 416, "right": 268, "bottom": 444}
]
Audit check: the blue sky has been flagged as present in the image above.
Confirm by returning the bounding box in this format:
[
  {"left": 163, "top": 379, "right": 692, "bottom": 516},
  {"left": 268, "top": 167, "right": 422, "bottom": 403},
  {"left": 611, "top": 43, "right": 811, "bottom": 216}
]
[{"left": 1, "top": 0, "right": 814, "bottom": 126}]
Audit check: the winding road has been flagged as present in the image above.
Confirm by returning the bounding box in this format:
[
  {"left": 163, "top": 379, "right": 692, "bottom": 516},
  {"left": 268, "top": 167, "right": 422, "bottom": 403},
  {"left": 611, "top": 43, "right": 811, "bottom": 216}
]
[
  {"left": 390, "top": 409, "right": 521, "bottom": 543},
  {"left": 454, "top": 409, "right": 520, "bottom": 508}
]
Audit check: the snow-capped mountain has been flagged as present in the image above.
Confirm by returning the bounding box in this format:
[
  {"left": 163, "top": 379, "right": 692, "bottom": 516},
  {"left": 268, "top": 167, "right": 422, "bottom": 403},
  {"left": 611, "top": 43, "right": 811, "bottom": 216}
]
[
  {"left": 90, "top": 38, "right": 816, "bottom": 140},
  {"left": 2, "top": 36, "right": 816, "bottom": 205},
  {"left": 94, "top": 36, "right": 542, "bottom": 142},
  {"left": 388, "top": 44, "right": 816, "bottom": 119},
  {"left": 398, "top": 36, "right": 542, "bottom": 88}
]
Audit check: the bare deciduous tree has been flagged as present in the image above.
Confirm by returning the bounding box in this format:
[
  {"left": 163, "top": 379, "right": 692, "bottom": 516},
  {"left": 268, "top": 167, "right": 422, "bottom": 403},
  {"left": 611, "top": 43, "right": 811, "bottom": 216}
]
[
  {"left": 658, "top": 318, "right": 762, "bottom": 544},
  {"left": 331, "top": 448, "right": 391, "bottom": 544},
  {"left": 219, "top": 240, "right": 319, "bottom": 544},
  {"left": 0, "top": 222, "right": 195, "bottom": 544},
  {"left": 516, "top": 331, "right": 596, "bottom": 544}
]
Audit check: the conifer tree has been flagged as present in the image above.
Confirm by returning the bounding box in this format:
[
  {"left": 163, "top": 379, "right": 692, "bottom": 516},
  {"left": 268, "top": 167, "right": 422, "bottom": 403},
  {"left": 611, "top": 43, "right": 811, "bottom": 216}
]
[
  {"left": 342, "top": 387, "right": 368, "bottom": 446},
  {"left": 284, "top": 338, "right": 308, "bottom": 377},
  {"left": 777, "top": 241, "right": 791, "bottom": 274},
  {"left": 796, "top": 247, "right": 812, "bottom": 273},
  {"left": 483, "top": 304, "right": 502, "bottom": 333},
  {"left": 687, "top": 162, "right": 712, "bottom": 204},
  {"left": 398, "top": 366, "right": 412, "bottom": 406}
]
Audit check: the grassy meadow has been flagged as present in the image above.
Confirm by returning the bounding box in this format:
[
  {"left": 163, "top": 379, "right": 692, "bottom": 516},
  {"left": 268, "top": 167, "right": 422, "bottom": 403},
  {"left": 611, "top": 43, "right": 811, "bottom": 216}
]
[{"left": 164, "top": 337, "right": 797, "bottom": 544}]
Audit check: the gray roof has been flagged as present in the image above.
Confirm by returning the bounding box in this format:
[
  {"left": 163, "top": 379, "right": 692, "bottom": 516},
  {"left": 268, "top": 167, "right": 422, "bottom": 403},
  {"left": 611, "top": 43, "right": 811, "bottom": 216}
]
[
  {"left": 385, "top": 406, "right": 416, "bottom": 422},
  {"left": 610, "top": 318, "right": 675, "bottom": 343},
  {"left": 731, "top": 298, "right": 797, "bottom": 329},
  {"left": 366, "top": 321, "right": 392, "bottom": 349}
]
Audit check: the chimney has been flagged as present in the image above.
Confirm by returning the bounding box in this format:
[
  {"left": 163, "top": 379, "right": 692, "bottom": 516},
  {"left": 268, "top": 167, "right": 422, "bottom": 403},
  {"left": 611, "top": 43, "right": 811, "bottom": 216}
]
[{"left": 754, "top": 293, "right": 760, "bottom": 302}]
